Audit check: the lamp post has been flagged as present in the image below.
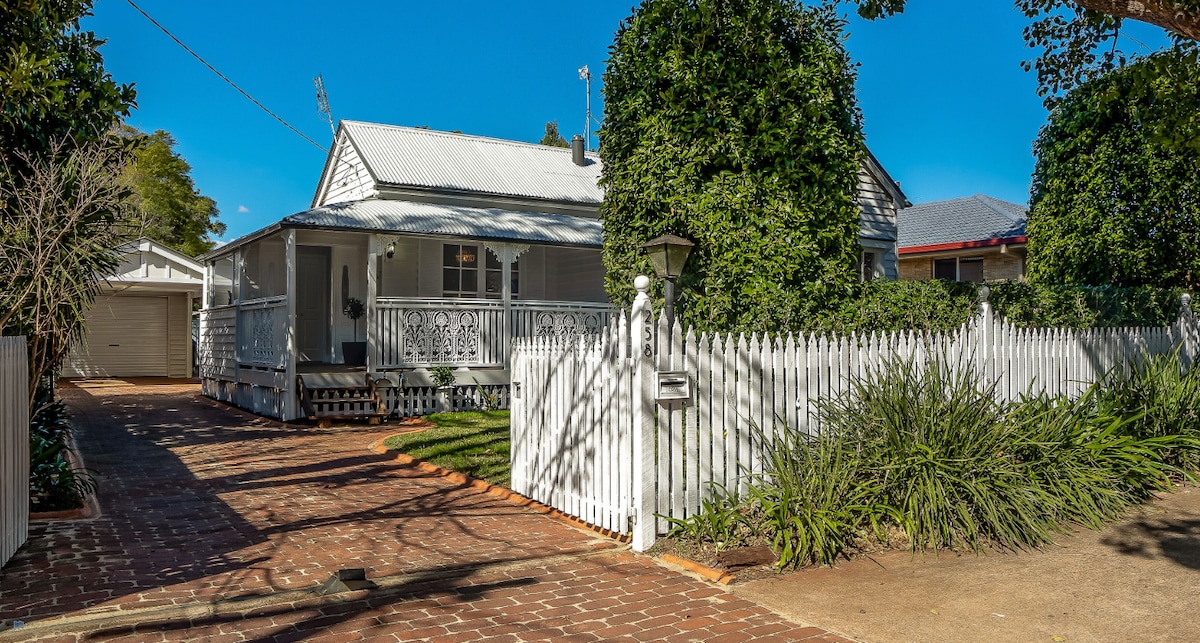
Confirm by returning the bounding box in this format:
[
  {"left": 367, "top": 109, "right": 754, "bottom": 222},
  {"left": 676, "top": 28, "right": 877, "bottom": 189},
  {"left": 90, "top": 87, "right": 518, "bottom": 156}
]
[{"left": 639, "top": 234, "right": 695, "bottom": 329}]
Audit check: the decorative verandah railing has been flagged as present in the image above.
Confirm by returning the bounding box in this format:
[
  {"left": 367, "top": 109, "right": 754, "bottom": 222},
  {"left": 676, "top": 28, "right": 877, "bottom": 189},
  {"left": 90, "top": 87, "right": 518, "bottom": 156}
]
[
  {"left": 509, "top": 281, "right": 1200, "bottom": 552},
  {"left": 199, "top": 296, "right": 611, "bottom": 420}
]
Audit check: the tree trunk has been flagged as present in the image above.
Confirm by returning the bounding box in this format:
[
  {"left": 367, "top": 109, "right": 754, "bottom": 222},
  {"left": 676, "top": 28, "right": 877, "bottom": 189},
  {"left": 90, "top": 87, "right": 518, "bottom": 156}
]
[{"left": 1074, "top": 0, "right": 1200, "bottom": 41}]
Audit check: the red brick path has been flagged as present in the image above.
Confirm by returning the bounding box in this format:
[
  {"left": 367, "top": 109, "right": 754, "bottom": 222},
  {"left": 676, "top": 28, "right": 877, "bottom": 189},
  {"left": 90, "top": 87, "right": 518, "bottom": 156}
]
[{"left": 0, "top": 383, "right": 849, "bottom": 641}]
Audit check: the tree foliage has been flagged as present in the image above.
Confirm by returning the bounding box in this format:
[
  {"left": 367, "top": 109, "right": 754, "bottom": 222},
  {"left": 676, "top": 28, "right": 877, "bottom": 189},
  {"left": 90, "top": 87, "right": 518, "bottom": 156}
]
[
  {"left": 120, "top": 126, "right": 225, "bottom": 256},
  {"left": 0, "top": 0, "right": 136, "bottom": 165},
  {"left": 600, "top": 0, "right": 864, "bottom": 333},
  {"left": 1025, "top": 51, "right": 1200, "bottom": 290},
  {"left": 538, "top": 121, "right": 569, "bottom": 147},
  {"left": 838, "top": 0, "right": 1199, "bottom": 102},
  {"left": 0, "top": 139, "right": 136, "bottom": 404}
]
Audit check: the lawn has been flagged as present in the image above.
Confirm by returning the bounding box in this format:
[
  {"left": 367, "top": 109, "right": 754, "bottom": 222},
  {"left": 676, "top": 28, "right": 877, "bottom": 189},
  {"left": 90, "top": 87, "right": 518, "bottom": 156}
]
[{"left": 382, "top": 410, "right": 511, "bottom": 488}]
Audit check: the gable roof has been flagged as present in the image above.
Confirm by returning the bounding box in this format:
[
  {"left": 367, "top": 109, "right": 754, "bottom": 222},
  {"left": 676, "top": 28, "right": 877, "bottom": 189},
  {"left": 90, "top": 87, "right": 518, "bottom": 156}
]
[
  {"left": 898, "top": 194, "right": 1027, "bottom": 252},
  {"left": 285, "top": 199, "right": 602, "bottom": 248},
  {"left": 313, "top": 121, "right": 604, "bottom": 207}
]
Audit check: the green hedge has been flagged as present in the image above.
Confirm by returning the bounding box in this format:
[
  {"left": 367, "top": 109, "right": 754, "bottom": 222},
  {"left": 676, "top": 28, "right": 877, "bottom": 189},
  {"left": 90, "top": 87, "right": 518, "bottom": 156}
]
[{"left": 803, "top": 280, "right": 1186, "bottom": 335}]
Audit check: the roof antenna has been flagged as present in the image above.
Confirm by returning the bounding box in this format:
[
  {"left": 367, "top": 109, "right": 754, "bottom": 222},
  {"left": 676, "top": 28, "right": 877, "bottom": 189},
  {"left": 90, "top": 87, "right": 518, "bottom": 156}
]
[
  {"left": 315, "top": 74, "right": 335, "bottom": 140},
  {"left": 578, "top": 65, "right": 592, "bottom": 152}
]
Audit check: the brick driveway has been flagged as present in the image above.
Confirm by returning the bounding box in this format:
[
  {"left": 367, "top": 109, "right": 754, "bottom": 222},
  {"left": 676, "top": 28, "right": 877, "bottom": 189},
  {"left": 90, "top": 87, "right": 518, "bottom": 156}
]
[{"left": 0, "top": 382, "right": 848, "bottom": 642}]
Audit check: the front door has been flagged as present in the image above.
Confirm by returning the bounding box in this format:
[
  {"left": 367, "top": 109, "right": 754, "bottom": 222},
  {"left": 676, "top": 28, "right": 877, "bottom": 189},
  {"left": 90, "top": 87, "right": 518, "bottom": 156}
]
[{"left": 296, "top": 246, "right": 331, "bottom": 363}]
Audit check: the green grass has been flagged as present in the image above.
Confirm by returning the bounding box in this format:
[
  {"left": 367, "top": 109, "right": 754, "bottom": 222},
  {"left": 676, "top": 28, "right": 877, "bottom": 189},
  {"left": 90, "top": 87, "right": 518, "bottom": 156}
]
[{"left": 382, "top": 411, "right": 511, "bottom": 488}]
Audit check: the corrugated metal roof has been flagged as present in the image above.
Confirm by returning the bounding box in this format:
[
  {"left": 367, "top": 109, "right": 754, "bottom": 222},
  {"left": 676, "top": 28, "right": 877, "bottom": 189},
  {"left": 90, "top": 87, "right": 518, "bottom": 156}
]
[
  {"left": 342, "top": 121, "right": 604, "bottom": 204},
  {"left": 898, "top": 195, "right": 1027, "bottom": 249},
  {"left": 283, "top": 199, "right": 603, "bottom": 247}
]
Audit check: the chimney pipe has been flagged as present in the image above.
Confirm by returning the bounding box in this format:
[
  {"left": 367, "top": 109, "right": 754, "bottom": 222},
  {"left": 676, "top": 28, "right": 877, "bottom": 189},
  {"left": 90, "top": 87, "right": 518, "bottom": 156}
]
[{"left": 571, "top": 135, "right": 586, "bottom": 166}]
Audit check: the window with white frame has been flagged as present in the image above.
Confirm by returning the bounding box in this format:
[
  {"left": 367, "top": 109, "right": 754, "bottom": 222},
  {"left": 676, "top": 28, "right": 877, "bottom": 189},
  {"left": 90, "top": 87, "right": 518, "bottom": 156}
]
[
  {"left": 860, "top": 251, "right": 877, "bottom": 282},
  {"left": 442, "top": 244, "right": 479, "bottom": 297}
]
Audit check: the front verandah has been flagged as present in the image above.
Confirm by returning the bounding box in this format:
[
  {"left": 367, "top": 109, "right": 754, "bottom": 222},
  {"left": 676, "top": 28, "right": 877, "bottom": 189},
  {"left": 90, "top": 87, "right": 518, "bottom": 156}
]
[{"left": 199, "top": 229, "right": 611, "bottom": 421}]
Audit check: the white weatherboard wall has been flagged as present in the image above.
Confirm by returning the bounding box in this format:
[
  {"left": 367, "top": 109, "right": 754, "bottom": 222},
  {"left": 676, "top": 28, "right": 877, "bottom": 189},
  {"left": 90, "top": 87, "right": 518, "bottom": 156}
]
[
  {"left": 510, "top": 287, "right": 1200, "bottom": 552},
  {"left": 1, "top": 337, "right": 30, "bottom": 568}
]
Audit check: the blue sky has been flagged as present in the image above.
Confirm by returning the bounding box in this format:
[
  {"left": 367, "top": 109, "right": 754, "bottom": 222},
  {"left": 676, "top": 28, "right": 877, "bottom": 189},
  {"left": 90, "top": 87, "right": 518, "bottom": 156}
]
[{"left": 85, "top": 1, "right": 1171, "bottom": 243}]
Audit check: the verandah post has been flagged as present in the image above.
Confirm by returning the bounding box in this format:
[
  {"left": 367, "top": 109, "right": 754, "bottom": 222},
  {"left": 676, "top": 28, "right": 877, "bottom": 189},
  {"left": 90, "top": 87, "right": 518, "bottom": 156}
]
[{"left": 630, "top": 275, "right": 657, "bottom": 552}]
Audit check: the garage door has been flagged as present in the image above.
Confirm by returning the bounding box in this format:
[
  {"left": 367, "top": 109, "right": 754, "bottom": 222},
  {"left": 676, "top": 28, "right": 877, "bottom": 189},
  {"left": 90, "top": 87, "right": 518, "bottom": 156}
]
[{"left": 63, "top": 295, "right": 169, "bottom": 377}]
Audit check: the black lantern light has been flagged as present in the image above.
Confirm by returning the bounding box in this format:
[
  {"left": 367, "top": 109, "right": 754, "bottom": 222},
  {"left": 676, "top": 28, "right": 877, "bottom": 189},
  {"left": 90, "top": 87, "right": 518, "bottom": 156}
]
[{"left": 639, "top": 234, "right": 694, "bottom": 328}]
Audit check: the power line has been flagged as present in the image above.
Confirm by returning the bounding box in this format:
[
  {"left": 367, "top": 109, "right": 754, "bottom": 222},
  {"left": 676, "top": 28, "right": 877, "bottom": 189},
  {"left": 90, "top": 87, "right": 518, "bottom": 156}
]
[{"left": 124, "top": 0, "right": 328, "bottom": 152}]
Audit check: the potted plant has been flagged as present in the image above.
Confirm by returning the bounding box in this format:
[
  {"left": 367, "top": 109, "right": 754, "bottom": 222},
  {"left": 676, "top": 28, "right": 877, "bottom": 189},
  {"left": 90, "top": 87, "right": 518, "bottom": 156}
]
[
  {"left": 342, "top": 297, "right": 367, "bottom": 366},
  {"left": 430, "top": 365, "right": 456, "bottom": 412}
]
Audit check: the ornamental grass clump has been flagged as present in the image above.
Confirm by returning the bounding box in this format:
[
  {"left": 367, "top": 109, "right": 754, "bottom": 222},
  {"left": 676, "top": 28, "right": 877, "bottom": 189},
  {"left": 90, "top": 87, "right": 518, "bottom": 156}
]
[
  {"left": 1091, "top": 350, "right": 1200, "bottom": 472},
  {"left": 817, "top": 353, "right": 1062, "bottom": 553}
]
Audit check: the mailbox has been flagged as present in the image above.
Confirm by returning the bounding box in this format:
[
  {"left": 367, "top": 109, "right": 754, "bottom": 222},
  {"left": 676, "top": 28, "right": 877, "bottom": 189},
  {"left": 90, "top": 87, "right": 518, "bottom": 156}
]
[{"left": 655, "top": 371, "right": 691, "bottom": 401}]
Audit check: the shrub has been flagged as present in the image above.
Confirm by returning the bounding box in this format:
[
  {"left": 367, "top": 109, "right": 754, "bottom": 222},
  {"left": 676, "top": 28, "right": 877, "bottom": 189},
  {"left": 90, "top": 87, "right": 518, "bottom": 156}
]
[{"left": 29, "top": 384, "right": 96, "bottom": 511}]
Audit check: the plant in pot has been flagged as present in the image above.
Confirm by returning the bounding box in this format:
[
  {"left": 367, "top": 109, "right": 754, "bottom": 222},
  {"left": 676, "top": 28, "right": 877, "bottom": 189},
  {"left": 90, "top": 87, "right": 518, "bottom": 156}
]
[
  {"left": 342, "top": 297, "right": 367, "bottom": 366},
  {"left": 431, "top": 365, "right": 456, "bottom": 412}
]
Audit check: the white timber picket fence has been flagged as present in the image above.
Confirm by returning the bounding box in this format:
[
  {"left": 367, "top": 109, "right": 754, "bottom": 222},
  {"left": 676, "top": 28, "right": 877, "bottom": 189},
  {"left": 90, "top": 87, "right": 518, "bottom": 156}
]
[
  {"left": 1, "top": 337, "right": 30, "bottom": 567},
  {"left": 510, "top": 279, "right": 1200, "bottom": 552}
]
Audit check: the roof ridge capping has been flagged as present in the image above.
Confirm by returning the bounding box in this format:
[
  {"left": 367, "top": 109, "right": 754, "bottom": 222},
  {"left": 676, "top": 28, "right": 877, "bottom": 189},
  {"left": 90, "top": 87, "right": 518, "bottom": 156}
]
[
  {"left": 972, "top": 194, "right": 1028, "bottom": 222},
  {"left": 342, "top": 120, "right": 599, "bottom": 157}
]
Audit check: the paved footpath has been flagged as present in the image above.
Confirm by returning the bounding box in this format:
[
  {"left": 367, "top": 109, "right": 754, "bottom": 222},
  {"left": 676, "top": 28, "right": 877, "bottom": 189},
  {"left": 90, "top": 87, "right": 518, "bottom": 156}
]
[{"left": 0, "top": 382, "right": 849, "bottom": 642}]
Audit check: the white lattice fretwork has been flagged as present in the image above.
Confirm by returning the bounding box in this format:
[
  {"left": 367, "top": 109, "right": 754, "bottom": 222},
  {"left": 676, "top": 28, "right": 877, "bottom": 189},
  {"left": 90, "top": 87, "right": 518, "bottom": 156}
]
[{"left": 402, "top": 309, "right": 481, "bottom": 364}]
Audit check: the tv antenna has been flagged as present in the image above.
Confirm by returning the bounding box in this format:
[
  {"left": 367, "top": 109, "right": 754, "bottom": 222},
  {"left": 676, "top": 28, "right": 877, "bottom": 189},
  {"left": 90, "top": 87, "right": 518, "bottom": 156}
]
[
  {"left": 578, "top": 65, "right": 593, "bottom": 151},
  {"left": 314, "top": 74, "right": 335, "bottom": 139}
]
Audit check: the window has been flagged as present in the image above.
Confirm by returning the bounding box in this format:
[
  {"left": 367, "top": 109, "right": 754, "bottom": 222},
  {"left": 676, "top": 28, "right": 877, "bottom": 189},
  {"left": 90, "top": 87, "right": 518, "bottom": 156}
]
[
  {"left": 442, "top": 244, "right": 479, "bottom": 297},
  {"left": 933, "top": 258, "right": 957, "bottom": 281},
  {"left": 933, "top": 256, "right": 984, "bottom": 282},
  {"left": 860, "top": 251, "right": 876, "bottom": 282},
  {"left": 484, "top": 251, "right": 520, "bottom": 299},
  {"left": 958, "top": 257, "right": 984, "bottom": 282},
  {"left": 210, "top": 254, "right": 235, "bottom": 306}
]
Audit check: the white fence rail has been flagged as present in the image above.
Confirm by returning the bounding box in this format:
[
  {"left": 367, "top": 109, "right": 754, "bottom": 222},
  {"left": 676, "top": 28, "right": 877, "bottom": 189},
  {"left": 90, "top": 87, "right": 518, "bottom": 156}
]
[
  {"left": 1, "top": 337, "right": 30, "bottom": 568},
  {"left": 510, "top": 284, "right": 1200, "bottom": 552}
]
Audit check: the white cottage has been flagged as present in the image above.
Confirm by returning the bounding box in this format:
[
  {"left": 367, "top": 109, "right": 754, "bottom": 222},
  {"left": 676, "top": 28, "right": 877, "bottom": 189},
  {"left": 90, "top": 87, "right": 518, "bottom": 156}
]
[{"left": 199, "top": 121, "right": 906, "bottom": 422}]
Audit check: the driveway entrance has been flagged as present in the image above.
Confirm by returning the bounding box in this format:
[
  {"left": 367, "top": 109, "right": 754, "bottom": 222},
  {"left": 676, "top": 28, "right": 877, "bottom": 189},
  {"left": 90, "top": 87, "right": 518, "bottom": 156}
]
[{"left": 0, "top": 382, "right": 841, "bottom": 641}]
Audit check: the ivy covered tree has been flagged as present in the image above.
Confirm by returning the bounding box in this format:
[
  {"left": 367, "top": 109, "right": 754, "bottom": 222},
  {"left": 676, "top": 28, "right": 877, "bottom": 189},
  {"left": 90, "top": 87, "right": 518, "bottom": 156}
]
[
  {"left": 600, "top": 0, "right": 864, "bottom": 333},
  {"left": 120, "top": 126, "right": 226, "bottom": 256},
  {"left": 1025, "top": 51, "right": 1200, "bottom": 289}
]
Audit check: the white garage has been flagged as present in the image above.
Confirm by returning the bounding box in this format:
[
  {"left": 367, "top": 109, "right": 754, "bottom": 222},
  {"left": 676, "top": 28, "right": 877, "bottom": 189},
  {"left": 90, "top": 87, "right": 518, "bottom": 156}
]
[{"left": 62, "top": 238, "right": 203, "bottom": 379}]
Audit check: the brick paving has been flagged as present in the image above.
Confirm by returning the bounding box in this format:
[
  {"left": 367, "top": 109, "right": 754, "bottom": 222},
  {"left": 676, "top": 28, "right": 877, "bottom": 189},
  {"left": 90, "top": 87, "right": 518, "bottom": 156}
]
[{"left": 0, "top": 381, "right": 849, "bottom": 641}]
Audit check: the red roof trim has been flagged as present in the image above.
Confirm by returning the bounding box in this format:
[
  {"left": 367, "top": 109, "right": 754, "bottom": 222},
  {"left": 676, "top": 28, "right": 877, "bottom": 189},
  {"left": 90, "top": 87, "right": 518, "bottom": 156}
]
[{"left": 899, "top": 235, "right": 1027, "bottom": 255}]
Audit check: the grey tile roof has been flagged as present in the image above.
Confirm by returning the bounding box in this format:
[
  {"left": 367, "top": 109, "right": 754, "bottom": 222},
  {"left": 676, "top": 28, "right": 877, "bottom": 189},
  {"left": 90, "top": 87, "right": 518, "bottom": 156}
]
[
  {"left": 284, "top": 199, "right": 602, "bottom": 247},
  {"left": 898, "top": 194, "right": 1028, "bottom": 249},
  {"left": 343, "top": 121, "right": 604, "bottom": 204}
]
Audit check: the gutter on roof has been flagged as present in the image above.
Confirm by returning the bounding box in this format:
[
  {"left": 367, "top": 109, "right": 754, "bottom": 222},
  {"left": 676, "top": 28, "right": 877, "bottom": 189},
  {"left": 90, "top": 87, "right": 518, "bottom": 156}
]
[
  {"left": 281, "top": 221, "right": 602, "bottom": 249},
  {"left": 197, "top": 222, "right": 284, "bottom": 261},
  {"left": 899, "top": 235, "right": 1027, "bottom": 256}
]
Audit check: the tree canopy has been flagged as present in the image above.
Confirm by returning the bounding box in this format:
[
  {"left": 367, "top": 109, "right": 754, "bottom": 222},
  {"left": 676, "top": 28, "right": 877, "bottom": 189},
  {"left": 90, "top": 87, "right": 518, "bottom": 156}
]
[
  {"left": 121, "top": 126, "right": 226, "bottom": 256},
  {"left": 1025, "top": 51, "right": 1200, "bottom": 289},
  {"left": 600, "top": 0, "right": 864, "bottom": 333},
  {"left": 0, "top": 0, "right": 135, "bottom": 165},
  {"left": 841, "top": 0, "right": 1199, "bottom": 101},
  {"left": 539, "top": 121, "right": 569, "bottom": 147}
]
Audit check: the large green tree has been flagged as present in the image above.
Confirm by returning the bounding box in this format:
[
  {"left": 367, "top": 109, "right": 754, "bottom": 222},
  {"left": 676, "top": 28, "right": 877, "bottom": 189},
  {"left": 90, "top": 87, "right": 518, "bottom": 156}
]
[
  {"left": 120, "top": 126, "right": 225, "bottom": 256},
  {"left": 0, "top": 1, "right": 135, "bottom": 164},
  {"left": 1025, "top": 51, "right": 1200, "bottom": 289},
  {"left": 600, "top": 0, "right": 864, "bottom": 333}
]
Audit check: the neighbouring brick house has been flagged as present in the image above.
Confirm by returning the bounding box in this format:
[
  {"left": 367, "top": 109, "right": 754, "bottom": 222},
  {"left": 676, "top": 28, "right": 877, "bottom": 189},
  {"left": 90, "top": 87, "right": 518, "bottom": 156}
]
[{"left": 897, "top": 194, "right": 1027, "bottom": 282}]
